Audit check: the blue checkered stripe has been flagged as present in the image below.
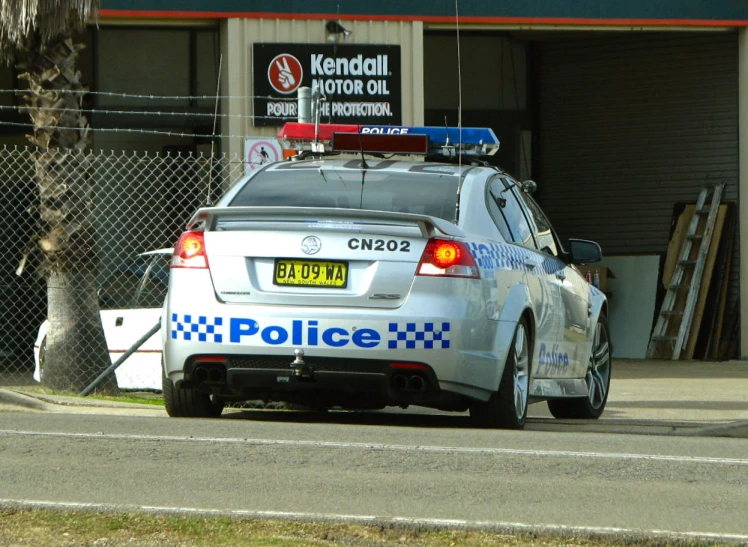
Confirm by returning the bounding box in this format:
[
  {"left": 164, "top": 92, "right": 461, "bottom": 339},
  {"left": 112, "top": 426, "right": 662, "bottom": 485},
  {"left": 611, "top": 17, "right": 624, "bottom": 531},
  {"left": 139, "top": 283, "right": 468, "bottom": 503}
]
[
  {"left": 388, "top": 322, "right": 450, "bottom": 349},
  {"left": 468, "top": 242, "right": 529, "bottom": 273},
  {"left": 468, "top": 241, "right": 567, "bottom": 278},
  {"left": 539, "top": 255, "right": 566, "bottom": 276},
  {"left": 171, "top": 314, "right": 224, "bottom": 343}
]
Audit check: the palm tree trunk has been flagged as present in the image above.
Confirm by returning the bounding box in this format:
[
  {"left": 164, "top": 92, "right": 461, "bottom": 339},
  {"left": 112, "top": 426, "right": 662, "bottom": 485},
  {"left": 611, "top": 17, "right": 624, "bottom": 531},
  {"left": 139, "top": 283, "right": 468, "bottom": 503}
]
[{"left": 20, "top": 34, "right": 117, "bottom": 394}]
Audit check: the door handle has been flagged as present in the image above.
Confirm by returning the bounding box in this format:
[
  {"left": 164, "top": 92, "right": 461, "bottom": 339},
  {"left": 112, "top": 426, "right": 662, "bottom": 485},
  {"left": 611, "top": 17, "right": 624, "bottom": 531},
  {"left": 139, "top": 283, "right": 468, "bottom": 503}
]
[
  {"left": 523, "top": 258, "right": 536, "bottom": 269},
  {"left": 555, "top": 270, "right": 566, "bottom": 281}
]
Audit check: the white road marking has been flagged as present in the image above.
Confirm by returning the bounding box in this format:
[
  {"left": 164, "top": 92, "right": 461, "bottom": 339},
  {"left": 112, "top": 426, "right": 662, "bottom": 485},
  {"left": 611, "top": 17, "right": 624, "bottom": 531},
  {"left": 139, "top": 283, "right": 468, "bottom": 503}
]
[
  {"left": 0, "top": 498, "right": 747, "bottom": 544},
  {"left": 2, "top": 429, "right": 747, "bottom": 465}
]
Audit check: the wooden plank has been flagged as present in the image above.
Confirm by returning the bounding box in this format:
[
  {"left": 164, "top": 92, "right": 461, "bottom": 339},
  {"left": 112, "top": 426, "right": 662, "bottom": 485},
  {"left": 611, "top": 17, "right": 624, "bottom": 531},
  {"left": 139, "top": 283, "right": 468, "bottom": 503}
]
[
  {"left": 711, "top": 242, "right": 733, "bottom": 357},
  {"left": 717, "top": 304, "right": 740, "bottom": 360},
  {"left": 683, "top": 203, "right": 727, "bottom": 359},
  {"left": 711, "top": 205, "right": 737, "bottom": 358}
]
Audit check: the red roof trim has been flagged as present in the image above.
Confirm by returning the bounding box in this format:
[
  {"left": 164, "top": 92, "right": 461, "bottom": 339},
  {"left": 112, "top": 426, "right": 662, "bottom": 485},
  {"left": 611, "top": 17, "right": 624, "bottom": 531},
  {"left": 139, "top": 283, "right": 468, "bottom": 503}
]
[{"left": 99, "top": 10, "right": 748, "bottom": 26}]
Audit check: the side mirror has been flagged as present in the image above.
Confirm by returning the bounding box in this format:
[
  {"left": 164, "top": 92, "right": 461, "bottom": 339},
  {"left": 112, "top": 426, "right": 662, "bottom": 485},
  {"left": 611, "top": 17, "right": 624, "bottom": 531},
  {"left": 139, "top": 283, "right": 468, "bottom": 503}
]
[
  {"left": 568, "top": 238, "right": 602, "bottom": 264},
  {"left": 520, "top": 180, "right": 537, "bottom": 194}
]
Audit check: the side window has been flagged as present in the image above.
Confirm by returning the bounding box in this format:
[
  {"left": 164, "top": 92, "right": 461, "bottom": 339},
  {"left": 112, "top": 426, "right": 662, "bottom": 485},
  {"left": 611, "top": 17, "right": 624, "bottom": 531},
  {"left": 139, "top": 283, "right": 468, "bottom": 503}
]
[
  {"left": 487, "top": 177, "right": 535, "bottom": 248},
  {"left": 519, "top": 192, "right": 560, "bottom": 257},
  {"left": 136, "top": 254, "right": 171, "bottom": 308}
]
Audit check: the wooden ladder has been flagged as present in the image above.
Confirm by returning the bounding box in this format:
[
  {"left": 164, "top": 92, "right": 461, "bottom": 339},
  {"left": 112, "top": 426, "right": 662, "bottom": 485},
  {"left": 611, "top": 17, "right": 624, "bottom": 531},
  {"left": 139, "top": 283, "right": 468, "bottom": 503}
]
[{"left": 647, "top": 184, "right": 725, "bottom": 360}]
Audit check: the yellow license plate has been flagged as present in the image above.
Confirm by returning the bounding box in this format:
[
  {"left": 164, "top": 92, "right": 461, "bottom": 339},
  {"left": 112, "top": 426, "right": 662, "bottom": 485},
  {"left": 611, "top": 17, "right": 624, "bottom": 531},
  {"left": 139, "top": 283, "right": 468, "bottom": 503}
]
[{"left": 273, "top": 259, "right": 348, "bottom": 288}]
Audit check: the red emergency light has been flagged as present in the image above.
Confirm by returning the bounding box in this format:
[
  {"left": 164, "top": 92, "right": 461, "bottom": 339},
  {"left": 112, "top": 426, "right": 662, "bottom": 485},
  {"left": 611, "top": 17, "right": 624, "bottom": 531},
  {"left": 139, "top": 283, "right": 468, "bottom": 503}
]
[
  {"left": 278, "top": 122, "right": 359, "bottom": 142},
  {"left": 331, "top": 132, "right": 429, "bottom": 155}
]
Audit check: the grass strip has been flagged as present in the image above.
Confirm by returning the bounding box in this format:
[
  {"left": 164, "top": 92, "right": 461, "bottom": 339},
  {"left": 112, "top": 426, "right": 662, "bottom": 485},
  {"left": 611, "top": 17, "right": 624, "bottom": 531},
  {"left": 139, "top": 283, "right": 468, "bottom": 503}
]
[{"left": 0, "top": 509, "right": 735, "bottom": 547}]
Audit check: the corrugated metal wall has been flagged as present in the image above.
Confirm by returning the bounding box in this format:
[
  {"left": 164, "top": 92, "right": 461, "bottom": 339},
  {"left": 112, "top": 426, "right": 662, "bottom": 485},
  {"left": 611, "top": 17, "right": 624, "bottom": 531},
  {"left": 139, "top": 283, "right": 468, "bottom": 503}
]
[
  {"left": 221, "top": 18, "right": 424, "bottom": 160},
  {"left": 534, "top": 31, "right": 738, "bottom": 255}
]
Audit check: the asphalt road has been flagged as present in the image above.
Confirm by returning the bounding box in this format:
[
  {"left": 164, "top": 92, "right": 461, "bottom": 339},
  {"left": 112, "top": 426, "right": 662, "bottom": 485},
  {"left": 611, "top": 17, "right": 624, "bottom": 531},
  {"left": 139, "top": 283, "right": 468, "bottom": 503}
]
[{"left": 1, "top": 409, "right": 747, "bottom": 544}]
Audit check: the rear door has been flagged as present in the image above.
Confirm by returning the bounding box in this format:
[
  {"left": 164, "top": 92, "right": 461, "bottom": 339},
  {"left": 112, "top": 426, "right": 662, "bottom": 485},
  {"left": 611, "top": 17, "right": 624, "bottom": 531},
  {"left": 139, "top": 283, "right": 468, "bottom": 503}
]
[
  {"left": 486, "top": 177, "right": 562, "bottom": 360},
  {"left": 516, "top": 188, "right": 591, "bottom": 377}
]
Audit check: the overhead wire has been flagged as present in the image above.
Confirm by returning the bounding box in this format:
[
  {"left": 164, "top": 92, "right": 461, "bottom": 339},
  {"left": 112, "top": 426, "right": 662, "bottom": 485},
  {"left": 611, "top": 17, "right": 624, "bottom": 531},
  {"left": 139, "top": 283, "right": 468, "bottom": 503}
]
[
  {"left": 0, "top": 88, "right": 292, "bottom": 101},
  {"left": 0, "top": 103, "right": 279, "bottom": 121},
  {"left": 0, "top": 120, "right": 262, "bottom": 140},
  {"left": 0, "top": 88, "right": 296, "bottom": 138}
]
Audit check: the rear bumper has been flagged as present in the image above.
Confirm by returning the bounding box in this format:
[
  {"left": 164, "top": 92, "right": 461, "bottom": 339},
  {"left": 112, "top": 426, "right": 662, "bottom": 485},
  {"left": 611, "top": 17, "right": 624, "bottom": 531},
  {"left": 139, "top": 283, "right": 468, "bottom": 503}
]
[
  {"left": 163, "top": 270, "right": 501, "bottom": 401},
  {"left": 177, "top": 354, "right": 463, "bottom": 408}
]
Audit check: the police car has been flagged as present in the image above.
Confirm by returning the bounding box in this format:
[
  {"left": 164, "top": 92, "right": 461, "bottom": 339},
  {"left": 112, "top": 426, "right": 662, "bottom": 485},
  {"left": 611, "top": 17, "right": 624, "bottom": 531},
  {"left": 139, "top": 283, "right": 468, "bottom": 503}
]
[{"left": 162, "top": 123, "right": 611, "bottom": 429}]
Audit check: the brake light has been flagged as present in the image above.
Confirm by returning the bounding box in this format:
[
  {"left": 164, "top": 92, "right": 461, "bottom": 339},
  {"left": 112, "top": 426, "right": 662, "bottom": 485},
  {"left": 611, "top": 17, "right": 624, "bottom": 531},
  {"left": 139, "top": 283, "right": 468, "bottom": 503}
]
[
  {"left": 417, "top": 239, "right": 479, "bottom": 278},
  {"left": 172, "top": 231, "right": 208, "bottom": 269}
]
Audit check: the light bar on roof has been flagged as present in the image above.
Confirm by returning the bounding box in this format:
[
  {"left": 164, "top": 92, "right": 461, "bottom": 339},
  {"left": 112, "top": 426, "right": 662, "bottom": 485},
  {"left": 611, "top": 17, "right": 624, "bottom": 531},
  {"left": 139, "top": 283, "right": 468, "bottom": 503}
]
[{"left": 278, "top": 123, "right": 500, "bottom": 157}]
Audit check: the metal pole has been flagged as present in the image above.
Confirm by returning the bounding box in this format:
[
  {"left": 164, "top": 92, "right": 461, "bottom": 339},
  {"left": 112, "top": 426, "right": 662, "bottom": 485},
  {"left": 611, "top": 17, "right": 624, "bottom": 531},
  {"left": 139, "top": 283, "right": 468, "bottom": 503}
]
[
  {"left": 80, "top": 321, "right": 162, "bottom": 396},
  {"left": 298, "top": 86, "right": 311, "bottom": 123}
]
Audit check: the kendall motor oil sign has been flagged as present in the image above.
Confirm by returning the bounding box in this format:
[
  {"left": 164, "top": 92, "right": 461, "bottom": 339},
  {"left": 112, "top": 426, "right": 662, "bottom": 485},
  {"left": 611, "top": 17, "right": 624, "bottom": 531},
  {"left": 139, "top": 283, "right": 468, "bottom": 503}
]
[{"left": 253, "top": 43, "right": 402, "bottom": 127}]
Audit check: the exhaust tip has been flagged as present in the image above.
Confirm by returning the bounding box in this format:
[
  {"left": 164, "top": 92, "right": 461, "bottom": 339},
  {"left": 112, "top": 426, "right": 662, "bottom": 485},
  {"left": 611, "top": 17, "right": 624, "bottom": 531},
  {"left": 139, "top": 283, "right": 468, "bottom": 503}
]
[
  {"left": 194, "top": 366, "right": 209, "bottom": 383},
  {"left": 207, "top": 367, "right": 224, "bottom": 383},
  {"left": 409, "top": 375, "right": 426, "bottom": 392},
  {"left": 392, "top": 374, "right": 408, "bottom": 390}
]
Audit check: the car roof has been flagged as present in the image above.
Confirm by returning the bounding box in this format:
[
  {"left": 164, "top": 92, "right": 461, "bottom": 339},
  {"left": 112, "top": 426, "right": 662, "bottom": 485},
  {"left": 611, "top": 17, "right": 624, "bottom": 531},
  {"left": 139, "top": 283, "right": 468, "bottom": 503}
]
[{"left": 261, "top": 156, "right": 502, "bottom": 176}]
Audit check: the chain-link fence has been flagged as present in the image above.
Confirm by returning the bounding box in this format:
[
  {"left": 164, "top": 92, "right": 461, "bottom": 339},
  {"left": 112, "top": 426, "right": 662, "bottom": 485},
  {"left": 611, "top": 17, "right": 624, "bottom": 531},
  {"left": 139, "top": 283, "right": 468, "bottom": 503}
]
[{"left": 0, "top": 146, "right": 247, "bottom": 394}]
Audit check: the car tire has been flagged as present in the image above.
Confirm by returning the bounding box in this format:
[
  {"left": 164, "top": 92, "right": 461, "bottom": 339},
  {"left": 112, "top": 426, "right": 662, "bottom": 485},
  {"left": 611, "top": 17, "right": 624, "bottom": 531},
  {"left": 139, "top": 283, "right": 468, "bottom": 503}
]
[
  {"left": 162, "top": 372, "right": 225, "bottom": 418},
  {"left": 470, "top": 317, "right": 531, "bottom": 429},
  {"left": 547, "top": 313, "right": 612, "bottom": 420}
]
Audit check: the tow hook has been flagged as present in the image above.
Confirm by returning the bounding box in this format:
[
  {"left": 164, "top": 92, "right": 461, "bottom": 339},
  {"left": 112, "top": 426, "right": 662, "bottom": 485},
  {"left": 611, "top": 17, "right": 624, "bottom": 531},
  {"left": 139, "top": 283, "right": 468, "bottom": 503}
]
[{"left": 290, "top": 348, "right": 314, "bottom": 380}]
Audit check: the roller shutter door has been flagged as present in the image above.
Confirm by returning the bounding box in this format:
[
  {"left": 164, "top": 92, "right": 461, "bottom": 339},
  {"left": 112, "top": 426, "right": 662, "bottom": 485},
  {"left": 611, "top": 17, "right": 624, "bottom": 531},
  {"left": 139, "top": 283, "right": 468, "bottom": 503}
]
[{"left": 534, "top": 32, "right": 738, "bottom": 255}]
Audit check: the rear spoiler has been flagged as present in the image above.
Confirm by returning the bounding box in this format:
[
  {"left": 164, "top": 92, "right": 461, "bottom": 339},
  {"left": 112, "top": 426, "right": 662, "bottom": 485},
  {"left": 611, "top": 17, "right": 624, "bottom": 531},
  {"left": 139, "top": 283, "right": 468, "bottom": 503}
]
[{"left": 185, "top": 206, "right": 465, "bottom": 239}]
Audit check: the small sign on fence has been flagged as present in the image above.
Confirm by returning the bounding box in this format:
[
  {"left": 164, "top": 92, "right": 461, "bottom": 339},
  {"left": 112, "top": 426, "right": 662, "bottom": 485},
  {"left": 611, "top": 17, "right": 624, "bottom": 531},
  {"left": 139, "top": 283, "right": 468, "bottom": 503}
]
[{"left": 244, "top": 138, "right": 283, "bottom": 175}]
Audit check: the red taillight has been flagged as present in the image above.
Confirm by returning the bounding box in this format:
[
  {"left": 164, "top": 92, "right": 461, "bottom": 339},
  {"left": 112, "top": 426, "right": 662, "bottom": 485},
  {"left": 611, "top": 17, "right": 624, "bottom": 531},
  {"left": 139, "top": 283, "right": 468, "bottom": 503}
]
[
  {"left": 192, "top": 356, "right": 227, "bottom": 363},
  {"left": 417, "top": 239, "right": 479, "bottom": 278},
  {"left": 172, "top": 231, "right": 208, "bottom": 269}
]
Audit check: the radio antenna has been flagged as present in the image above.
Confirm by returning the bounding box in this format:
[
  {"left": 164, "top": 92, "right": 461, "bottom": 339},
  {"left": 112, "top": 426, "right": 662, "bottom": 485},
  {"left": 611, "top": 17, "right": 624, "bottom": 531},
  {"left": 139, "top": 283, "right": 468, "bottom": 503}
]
[
  {"left": 455, "top": 0, "right": 463, "bottom": 171},
  {"left": 205, "top": 53, "right": 223, "bottom": 206},
  {"left": 453, "top": 0, "right": 464, "bottom": 225}
]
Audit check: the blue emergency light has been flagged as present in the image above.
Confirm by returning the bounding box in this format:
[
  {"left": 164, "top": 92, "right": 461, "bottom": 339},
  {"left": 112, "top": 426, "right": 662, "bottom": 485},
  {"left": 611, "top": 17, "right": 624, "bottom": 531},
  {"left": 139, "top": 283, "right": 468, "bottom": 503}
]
[{"left": 360, "top": 126, "right": 499, "bottom": 147}]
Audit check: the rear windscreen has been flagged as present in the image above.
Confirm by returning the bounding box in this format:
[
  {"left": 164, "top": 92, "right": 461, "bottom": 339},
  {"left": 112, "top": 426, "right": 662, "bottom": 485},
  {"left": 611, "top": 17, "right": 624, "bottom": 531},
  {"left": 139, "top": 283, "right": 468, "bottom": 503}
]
[{"left": 229, "top": 165, "right": 460, "bottom": 221}]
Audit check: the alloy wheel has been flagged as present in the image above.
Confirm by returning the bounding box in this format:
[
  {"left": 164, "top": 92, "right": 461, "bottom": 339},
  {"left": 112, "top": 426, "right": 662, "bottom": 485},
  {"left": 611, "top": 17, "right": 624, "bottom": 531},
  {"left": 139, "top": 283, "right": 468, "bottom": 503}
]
[
  {"left": 587, "top": 320, "right": 611, "bottom": 409},
  {"left": 513, "top": 323, "right": 530, "bottom": 420}
]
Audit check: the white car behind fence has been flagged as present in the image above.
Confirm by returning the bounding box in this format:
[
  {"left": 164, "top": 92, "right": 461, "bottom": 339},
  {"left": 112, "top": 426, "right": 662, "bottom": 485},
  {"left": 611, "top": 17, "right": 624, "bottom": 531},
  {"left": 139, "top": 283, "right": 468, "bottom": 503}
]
[{"left": 34, "top": 249, "right": 171, "bottom": 391}]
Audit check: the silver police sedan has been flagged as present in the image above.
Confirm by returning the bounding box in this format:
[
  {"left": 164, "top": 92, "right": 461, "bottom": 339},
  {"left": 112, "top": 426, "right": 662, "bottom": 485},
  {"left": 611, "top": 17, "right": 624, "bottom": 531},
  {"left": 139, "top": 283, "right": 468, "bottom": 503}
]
[{"left": 161, "top": 124, "right": 611, "bottom": 429}]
